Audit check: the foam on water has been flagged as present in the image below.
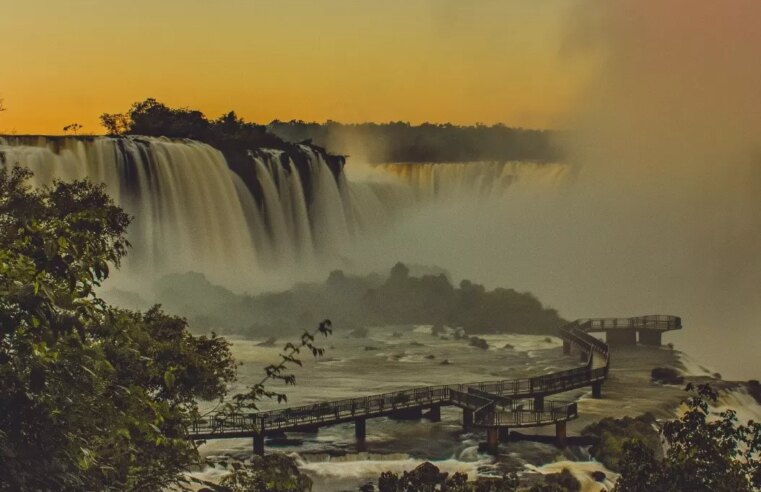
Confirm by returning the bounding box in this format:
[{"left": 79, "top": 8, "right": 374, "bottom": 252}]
[{"left": 525, "top": 460, "right": 618, "bottom": 492}]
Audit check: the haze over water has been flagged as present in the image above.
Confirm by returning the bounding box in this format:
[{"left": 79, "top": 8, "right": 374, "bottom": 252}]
[{"left": 1, "top": 0, "right": 759, "bottom": 381}]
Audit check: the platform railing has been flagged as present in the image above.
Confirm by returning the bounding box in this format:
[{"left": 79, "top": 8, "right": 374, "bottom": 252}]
[{"left": 189, "top": 316, "right": 674, "bottom": 439}]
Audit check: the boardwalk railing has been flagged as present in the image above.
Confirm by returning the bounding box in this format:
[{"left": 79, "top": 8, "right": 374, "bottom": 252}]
[{"left": 190, "top": 315, "right": 679, "bottom": 443}]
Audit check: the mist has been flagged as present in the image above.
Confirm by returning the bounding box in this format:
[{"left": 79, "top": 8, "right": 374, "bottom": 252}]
[{"left": 344, "top": 0, "right": 761, "bottom": 380}]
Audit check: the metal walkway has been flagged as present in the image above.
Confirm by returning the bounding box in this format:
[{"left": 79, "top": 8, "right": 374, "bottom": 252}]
[{"left": 189, "top": 315, "right": 681, "bottom": 453}]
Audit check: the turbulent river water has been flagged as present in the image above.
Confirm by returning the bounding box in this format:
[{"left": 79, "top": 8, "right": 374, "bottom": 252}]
[{"left": 188, "top": 325, "right": 759, "bottom": 491}]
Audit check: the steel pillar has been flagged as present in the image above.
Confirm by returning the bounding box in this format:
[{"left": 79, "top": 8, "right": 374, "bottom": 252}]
[
  {"left": 355, "top": 417, "right": 366, "bottom": 441},
  {"left": 534, "top": 395, "right": 544, "bottom": 412},
  {"left": 639, "top": 329, "right": 662, "bottom": 346},
  {"left": 486, "top": 427, "right": 500, "bottom": 454},
  {"left": 607, "top": 329, "right": 637, "bottom": 346},
  {"left": 427, "top": 404, "right": 441, "bottom": 422},
  {"left": 498, "top": 427, "right": 510, "bottom": 442},
  {"left": 592, "top": 381, "right": 603, "bottom": 399},
  {"left": 463, "top": 409, "right": 473, "bottom": 429},
  {"left": 253, "top": 434, "right": 265, "bottom": 456},
  {"left": 556, "top": 421, "right": 567, "bottom": 446}
]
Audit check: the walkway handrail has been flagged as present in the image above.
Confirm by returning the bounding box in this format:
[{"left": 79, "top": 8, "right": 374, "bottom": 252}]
[{"left": 190, "top": 315, "right": 677, "bottom": 439}]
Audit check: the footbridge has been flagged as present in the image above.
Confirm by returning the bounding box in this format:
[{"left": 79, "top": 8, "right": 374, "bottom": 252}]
[{"left": 189, "top": 315, "right": 681, "bottom": 454}]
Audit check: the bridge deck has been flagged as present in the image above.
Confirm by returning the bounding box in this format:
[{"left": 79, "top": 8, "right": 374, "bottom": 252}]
[{"left": 189, "top": 315, "right": 680, "bottom": 450}]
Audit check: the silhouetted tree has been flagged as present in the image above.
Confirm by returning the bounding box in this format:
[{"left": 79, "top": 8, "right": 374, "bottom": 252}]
[{"left": 62, "top": 122, "right": 83, "bottom": 135}]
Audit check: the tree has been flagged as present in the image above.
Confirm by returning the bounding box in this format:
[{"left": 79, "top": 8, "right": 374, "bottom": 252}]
[
  {"left": 0, "top": 167, "right": 236, "bottom": 490},
  {"left": 218, "top": 454, "right": 312, "bottom": 492},
  {"left": 375, "top": 462, "right": 519, "bottom": 492},
  {"left": 63, "top": 122, "right": 83, "bottom": 135},
  {"left": 614, "top": 384, "right": 761, "bottom": 491},
  {"left": 99, "top": 112, "right": 130, "bottom": 135}
]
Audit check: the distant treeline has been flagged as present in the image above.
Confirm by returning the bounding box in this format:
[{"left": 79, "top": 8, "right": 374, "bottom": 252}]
[
  {"left": 267, "top": 120, "right": 562, "bottom": 163},
  {"left": 115, "top": 262, "right": 566, "bottom": 337}
]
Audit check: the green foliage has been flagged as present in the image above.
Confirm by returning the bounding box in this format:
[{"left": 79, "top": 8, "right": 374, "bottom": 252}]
[
  {"left": 0, "top": 167, "right": 236, "bottom": 490},
  {"left": 230, "top": 319, "right": 332, "bottom": 412},
  {"left": 100, "top": 99, "right": 298, "bottom": 154},
  {"left": 614, "top": 384, "right": 761, "bottom": 492},
  {"left": 581, "top": 413, "right": 661, "bottom": 472},
  {"left": 99, "top": 99, "right": 346, "bottom": 200},
  {"left": 219, "top": 454, "right": 312, "bottom": 492}
]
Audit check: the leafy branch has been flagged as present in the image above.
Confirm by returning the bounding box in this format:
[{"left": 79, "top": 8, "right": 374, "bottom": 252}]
[{"left": 218, "top": 320, "right": 332, "bottom": 415}]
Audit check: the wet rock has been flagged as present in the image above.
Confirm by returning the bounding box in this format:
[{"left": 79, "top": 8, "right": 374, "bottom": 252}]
[
  {"left": 440, "top": 359, "right": 451, "bottom": 365},
  {"left": 502, "top": 343, "right": 514, "bottom": 350},
  {"left": 349, "top": 327, "right": 368, "bottom": 338},
  {"left": 358, "top": 482, "right": 374, "bottom": 492},
  {"left": 544, "top": 337, "right": 553, "bottom": 343},
  {"left": 364, "top": 346, "right": 379, "bottom": 351},
  {"left": 431, "top": 324, "right": 446, "bottom": 336},
  {"left": 424, "top": 354, "right": 436, "bottom": 359},
  {"left": 469, "top": 336, "right": 489, "bottom": 350},
  {"left": 256, "top": 336, "right": 277, "bottom": 347},
  {"left": 748, "top": 380, "right": 761, "bottom": 405},
  {"left": 582, "top": 413, "right": 661, "bottom": 472},
  {"left": 651, "top": 367, "right": 684, "bottom": 385},
  {"left": 591, "top": 470, "right": 607, "bottom": 482}
]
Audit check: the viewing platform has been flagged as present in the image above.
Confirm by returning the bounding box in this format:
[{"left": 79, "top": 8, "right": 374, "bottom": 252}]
[
  {"left": 571, "top": 314, "right": 682, "bottom": 347},
  {"left": 189, "top": 315, "right": 681, "bottom": 455}
]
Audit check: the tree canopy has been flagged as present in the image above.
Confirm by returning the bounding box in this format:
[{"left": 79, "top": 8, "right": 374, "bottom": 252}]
[
  {"left": 614, "top": 384, "right": 761, "bottom": 491},
  {"left": 0, "top": 167, "right": 236, "bottom": 490}
]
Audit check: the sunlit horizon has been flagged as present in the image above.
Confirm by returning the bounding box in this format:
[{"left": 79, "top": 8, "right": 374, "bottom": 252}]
[{"left": 0, "top": 0, "right": 591, "bottom": 134}]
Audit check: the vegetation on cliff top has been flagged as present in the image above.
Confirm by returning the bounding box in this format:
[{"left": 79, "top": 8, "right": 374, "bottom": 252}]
[
  {"left": 100, "top": 99, "right": 345, "bottom": 190},
  {"left": 268, "top": 120, "right": 561, "bottom": 164}
]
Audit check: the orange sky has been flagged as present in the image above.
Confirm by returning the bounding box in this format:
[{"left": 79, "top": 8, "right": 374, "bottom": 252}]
[{"left": 0, "top": 0, "right": 592, "bottom": 134}]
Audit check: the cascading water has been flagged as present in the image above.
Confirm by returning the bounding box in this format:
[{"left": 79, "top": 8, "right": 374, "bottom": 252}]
[{"left": 0, "top": 135, "right": 568, "bottom": 288}]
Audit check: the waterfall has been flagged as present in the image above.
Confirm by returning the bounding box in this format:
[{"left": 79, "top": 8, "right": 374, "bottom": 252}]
[{"left": 0, "top": 136, "right": 568, "bottom": 287}]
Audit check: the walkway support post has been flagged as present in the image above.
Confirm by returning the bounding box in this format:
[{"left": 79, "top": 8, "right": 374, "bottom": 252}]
[
  {"left": 638, "top": 329, "right": 662, "bottom": 346},
  {"left": 486, "top": 428, "right": 500, "bottom": 454},
  {"left": 562, "top": 340, "right": 571, "bottom": 355},
  {"left": 580, "top": 350, "right": 588, "bottom": 363},
  {"left": 592, "top": 381, "right": 602, "bottom": 399},
  {"left": 498, "top": 427, "right": 510, "bottom": 442},
  {"left": 534, "top": 395, "right": 544, "bottom": 412},
  {"left": 355, "top": 417, "right": 367, "bottom": 441},
  {"left": 555, "top": 421, "right": 567, "bottom": 446},
  {"left": 428, "top": 404, "right": 441, "bottom": 422},
  {"left": 253, "top": 433, "right": 265, "bottom": 456},
  {"left": 463, "top": 409, "right": 473, "bottom": 429},
  {"left": 607, "top": 329, "right": 637, "bottom": 346}
]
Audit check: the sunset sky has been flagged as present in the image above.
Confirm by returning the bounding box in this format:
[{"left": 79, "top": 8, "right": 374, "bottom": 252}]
[{"left": 0, "top": 0, "right": 592, "bottom": 134}]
